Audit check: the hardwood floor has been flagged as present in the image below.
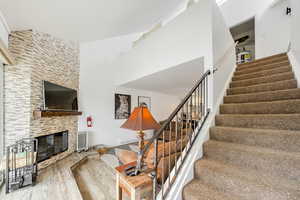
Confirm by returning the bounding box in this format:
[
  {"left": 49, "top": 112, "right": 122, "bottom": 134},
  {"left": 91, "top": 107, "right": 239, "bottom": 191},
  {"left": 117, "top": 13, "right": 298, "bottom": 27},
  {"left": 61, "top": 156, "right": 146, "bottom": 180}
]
[
  {"left": 0, "top": 148, "right": 133, "bottom": 200},
  {"left": 73, "top": 157, "right": 116, "bottom": 200},
  {"left": 0, "top": 152, "right": 91, "bottom": 200}
]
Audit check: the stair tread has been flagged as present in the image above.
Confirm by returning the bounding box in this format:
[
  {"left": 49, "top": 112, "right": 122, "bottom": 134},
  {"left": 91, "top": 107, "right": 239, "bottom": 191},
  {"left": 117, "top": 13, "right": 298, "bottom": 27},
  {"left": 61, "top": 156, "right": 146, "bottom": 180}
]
[
  {"left": 224, "top": 88, "right": 300, "bottom": 103},
  {"left": 230, "top": 72, "right": 294, "bottom": 88},
  {"left": 236, "top": 60, "right": 289, "bottom": 73},
  {"left": 205, "top": 140, "right": 300, "bottom": 159},
  {"left": 222, "top": 99, "right": 300, "bottom": 106},
  {"left": 220, "top": 99, "right": 300, "bottom": 114},
  {"left": 211, "top": 126, "right": 300, "bottom": 135},
  {"left": 227, "top": 79, "right": 297, "bottom": 95},
  {"left": 195, "top": 159, "right": 300, "bottom": 198},
  {"left": 235, "top": 62, "right": 290, "bottom": 76},
  {"left": 238, "top": 53, "right": 287, "bottom": 68},
  {"left": 204, "top": 140, "right": 300, "bottom": 181},
  {"left": 234, "top": 65, "right": 292, "bottom": 78},
  {"left": 183, "top": 179, "right": 239, "bottom": 200},
  {"left": 210, "top": 126, "right": 300, "bottom": 152},
  {"left": 236, "top": 60, "right": 290, "bottom": 72},
  {"left": 229, "top": 79, "right": 296, "bottom": 90},
  {"left": 216, "top": 113, "right": 300, "bottom": 130},
  {"left": 232, "top": 66, "right": 292, "bottom": 81}
]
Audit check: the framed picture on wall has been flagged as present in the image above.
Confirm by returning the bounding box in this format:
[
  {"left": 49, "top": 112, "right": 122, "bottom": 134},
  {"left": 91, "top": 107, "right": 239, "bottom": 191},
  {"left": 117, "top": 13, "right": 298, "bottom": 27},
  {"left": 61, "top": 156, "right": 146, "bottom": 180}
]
[
  {"left": 115, "top": 93, "right": 131, "bottom": 119},
  {"left": 138, "top": 96, "right": 151, "bottom": 110}
]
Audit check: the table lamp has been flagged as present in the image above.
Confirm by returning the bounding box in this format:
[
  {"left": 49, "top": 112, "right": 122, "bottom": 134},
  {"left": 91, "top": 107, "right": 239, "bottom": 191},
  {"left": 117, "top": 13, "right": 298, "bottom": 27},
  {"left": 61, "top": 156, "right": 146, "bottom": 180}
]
[{"left": 120, "top": 105, "right": 160, "bottom": 175}]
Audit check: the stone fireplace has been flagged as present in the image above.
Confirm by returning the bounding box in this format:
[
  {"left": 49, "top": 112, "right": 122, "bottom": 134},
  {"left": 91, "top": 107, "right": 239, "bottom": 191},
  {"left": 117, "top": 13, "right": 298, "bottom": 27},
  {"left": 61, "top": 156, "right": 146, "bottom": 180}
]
[
  {"left": 36, "top": 130, "right": 69, "bottom": 163},
  {"left": 4, "top": 30, "right": 80, "bottom": 169}
]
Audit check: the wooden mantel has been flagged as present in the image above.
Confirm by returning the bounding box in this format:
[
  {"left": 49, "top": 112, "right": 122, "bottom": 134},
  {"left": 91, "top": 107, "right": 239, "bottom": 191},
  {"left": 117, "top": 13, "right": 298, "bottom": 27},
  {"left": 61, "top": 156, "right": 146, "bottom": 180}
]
[{"left": 33, "top": 110, "right": 82, "bottom": 119}]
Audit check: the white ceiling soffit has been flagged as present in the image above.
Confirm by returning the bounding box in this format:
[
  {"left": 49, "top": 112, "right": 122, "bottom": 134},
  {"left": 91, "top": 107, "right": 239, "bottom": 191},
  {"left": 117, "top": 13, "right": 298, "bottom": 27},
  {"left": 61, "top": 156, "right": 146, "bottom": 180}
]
[
  {"left": 0, "top": 0, "right": 185, "bottom": 42},
  {"left": 216, "top": 0, "right": 229, "bottom": 6},
  {"left": 121, "top": 57, "right": 204, "bottom": 97}
]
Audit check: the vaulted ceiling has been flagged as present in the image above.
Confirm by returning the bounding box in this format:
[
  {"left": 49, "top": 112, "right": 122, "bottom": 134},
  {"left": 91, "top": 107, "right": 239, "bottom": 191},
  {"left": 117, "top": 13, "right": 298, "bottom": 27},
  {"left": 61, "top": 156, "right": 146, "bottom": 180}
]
[{"left": 0, "top": 0, "right": 188, "bottom": 42}]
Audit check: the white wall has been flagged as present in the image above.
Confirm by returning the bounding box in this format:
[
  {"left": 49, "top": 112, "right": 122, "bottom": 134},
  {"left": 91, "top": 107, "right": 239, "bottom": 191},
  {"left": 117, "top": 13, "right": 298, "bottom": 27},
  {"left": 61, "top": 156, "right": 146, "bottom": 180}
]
[
  {"left": 114, "top": 0, "right": 214, "bottom": 86},
  {"left": 255, "top": 0, "right": 291, "bottom": 59},
  {"left": 212, "top": 1, "right": 235, "bottom": 108},
  {"left": 220, "top": 0, "right": 274, "bottom": 27},
  {"left": 165, "top": 2, "right": 235, "bottom": 199},
  {"left": 291, "top": 0, "right": 300, "bottom": 62},
  {"left": 79, "top": 35, "right": 180, "bottom": 147},
  {"left": 220, "top": 0, "right": 292, "bottom": 59},
  {"left": 288, "top": 0, "right": 300, "bottom": 86}
]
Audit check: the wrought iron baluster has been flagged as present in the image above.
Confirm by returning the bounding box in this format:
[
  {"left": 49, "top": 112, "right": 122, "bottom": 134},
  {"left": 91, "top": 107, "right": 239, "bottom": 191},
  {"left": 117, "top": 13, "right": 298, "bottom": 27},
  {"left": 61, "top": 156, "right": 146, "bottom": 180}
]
[
  {"left": 197, "top": 86, "right": 200, "bottom": 123},
  {"left": 162, "top": 130, "right": 165, "bottom": 197},
  {"left": 168, "top": 122, "right": 171, "bottom": 187},
  {"left": 201, "top": 83, "right": 204, "bottom": 120},
  {"left": 153, "top": 138, "right": 158, "bottom": 200},
  {"left": 203, "top": 77, "right": 206, "bottom": 117},
  {"left": 135, "top": 70, "right": 211, "bottom": 199},
  {"left": 180, "top": 109, "right": 183, "bottom": 163},
  {"left": 206, "top": 75, "right": 208, "bottom": 113},
  {"left": 175, "top": 114, "right": 178, "bottom": 174},
  {"left": 185, "top": 102, "right": 189, "bottom": 150}
]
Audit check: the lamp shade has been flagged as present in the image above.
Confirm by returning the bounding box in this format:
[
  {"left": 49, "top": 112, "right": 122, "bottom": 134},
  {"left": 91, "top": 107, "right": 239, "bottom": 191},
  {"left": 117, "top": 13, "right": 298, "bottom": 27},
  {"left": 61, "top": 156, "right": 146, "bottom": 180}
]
[{"left": 120, "top": 106, "right": 161, "bottom": 131}]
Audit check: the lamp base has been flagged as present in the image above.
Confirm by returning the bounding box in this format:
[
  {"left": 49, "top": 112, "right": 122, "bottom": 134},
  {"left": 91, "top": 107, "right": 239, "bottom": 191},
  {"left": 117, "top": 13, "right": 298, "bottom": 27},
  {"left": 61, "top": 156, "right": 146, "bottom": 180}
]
[{"left": 138, "top": 131, "right": 145, "bottom": 151}]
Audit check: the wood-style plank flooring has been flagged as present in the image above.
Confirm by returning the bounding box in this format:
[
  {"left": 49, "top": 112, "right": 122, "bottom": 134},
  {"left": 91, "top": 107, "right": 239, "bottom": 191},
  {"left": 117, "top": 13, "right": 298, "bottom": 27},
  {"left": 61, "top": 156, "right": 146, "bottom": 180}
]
[
  {"left": 0, "top": 152, "right": 98, "bottom": 200},
  {"left": 73, "top": 157, "right": 117, "bottom": 200}
]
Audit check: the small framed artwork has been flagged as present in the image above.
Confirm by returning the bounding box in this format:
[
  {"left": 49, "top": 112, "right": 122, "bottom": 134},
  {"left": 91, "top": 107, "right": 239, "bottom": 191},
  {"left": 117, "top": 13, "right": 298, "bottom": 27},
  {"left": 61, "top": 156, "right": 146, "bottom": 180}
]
[
  {"left": 138, "top": 96, "right": 151, "bottom": 110},
  {"left": 115, "top": 93, "right": 131, "bottom": 119}
]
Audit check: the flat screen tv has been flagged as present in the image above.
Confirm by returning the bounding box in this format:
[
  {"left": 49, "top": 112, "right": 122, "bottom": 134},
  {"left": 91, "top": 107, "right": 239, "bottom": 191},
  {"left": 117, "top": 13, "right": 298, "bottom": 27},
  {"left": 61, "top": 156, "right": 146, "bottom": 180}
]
[{"left": 43, "top": 81, "right": 78, "bottom": 111}]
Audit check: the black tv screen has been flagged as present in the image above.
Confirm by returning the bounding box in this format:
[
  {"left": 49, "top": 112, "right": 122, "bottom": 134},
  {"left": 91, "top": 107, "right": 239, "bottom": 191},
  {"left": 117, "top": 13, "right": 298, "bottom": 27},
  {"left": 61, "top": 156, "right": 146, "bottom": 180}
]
[{"left": 43, "top": 81, "right": 78, "bottom": 111}]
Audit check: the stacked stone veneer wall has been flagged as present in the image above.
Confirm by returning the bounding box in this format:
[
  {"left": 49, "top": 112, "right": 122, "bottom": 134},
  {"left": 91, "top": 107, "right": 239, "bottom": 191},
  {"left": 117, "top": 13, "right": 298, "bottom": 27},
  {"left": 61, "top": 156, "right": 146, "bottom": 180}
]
[{"left": 6, "top": 30, "right": 80, "bottom": 169}]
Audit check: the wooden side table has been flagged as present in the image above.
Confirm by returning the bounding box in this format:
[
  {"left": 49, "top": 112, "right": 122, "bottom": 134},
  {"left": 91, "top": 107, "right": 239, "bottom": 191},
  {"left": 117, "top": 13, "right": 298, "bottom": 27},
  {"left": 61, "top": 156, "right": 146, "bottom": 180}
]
[{"left": 115, "top": 162, "right": 153, "bottom": 200}]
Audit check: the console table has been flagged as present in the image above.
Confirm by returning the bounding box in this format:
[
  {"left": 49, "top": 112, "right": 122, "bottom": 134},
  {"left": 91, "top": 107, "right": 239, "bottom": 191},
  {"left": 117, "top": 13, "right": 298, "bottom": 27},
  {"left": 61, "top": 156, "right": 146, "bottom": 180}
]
[{"left": 115, "top": 162, "right": 152, "bottom": 200}]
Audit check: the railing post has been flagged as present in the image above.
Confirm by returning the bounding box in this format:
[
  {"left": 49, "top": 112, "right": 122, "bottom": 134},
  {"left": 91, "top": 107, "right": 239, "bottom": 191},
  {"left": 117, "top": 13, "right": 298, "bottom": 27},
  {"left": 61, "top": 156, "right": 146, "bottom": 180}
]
[{"left": 205, "top": 67, "right": 214, "bottom": 112}]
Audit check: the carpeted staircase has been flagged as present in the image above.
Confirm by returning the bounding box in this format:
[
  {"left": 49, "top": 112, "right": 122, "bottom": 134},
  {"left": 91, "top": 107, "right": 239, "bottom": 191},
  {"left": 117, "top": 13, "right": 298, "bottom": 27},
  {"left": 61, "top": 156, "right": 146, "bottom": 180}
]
[{"left": 183, "top": 53, "right": 300, "bottom": 200}]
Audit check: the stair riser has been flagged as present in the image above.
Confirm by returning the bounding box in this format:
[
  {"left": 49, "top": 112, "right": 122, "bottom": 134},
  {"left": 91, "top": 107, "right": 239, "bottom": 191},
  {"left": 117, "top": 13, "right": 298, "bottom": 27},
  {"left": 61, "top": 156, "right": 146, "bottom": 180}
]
[
  {"left": 232, "top": 66, "right": 292, "bottom": 81},
  {"left": 235, "top": 62, "right": 290, "bottom": 76},
  {"left": 220, "top": 100, "right": 300, "bottom": 114},
  {"left": 203, "top": 142, "right": 300, "bottom": 182},
  {"left": 227, "top": 80, "right": 297, "bottom": 95},
  {"left": 215, "top": 115, "right": 300, "bottom": 130},
  {"left": 194, "top": 163, "right": 297, "bottom": 200},
  {"left": 230, "top": 73, "right": 294, "bottom": 88},
  {"left": 224, "top": 89, "right": 300, "bottom": 104},
  {"left": 210, "top": 127, "right": 300, "bottom": 152},
  {"left": 238, "top": 55, "right": 288, "bottom": 69}
]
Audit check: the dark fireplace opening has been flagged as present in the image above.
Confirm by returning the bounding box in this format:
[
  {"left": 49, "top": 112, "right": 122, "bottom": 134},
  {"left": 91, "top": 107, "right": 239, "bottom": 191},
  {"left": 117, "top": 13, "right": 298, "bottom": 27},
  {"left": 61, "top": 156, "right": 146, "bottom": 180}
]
[{"left": 36, "top": 131, "right": 68, "bottom": 163}]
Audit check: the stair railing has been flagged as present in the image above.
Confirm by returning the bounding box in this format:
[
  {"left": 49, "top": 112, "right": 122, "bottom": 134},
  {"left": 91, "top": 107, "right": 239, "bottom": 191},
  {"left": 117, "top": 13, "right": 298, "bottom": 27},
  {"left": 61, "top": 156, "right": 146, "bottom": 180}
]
[{"left": 135, "top": 69, "right": 212, "bottom": 200}]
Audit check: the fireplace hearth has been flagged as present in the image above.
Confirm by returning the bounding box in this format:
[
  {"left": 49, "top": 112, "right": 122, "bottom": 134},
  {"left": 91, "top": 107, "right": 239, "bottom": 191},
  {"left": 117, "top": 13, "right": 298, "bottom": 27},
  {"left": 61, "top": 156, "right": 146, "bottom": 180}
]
[{"left": 36, "top": 131, "right": 68, "bottom": 163}]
